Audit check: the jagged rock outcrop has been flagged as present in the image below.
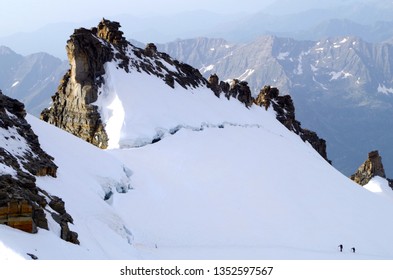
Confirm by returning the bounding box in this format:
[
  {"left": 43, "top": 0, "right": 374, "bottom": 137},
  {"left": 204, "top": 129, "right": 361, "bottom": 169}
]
[
  {"left": 350, "top": 150, "right": 387, "bottom": 186},
  {"left": 255, "top": 85, "right": 330, "bottom": 163},
  {"left": 40, "top": 20, "right": 116, "bottom": 148},
  {"left": 41, "top": 19, "right": 211, "bottom": 149},
  {"left": 207, "top": 74, "right": 254, "bottom": 107},
  {"left": 0, "top": 90, "right": 78, "bottom": 244}
]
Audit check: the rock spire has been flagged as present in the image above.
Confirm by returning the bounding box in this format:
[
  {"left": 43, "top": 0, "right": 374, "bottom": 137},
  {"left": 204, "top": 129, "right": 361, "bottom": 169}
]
[{"left": 350, "top": 150, "right": 387, "bottom": 186}]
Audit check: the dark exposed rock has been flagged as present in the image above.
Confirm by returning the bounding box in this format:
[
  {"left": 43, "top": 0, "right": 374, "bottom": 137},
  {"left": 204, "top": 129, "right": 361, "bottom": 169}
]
[
  {"left": 351, "top": 150, "right": 387, "bottom": 186},
  {"left": 207, "top": 75, "right": 254, "bottom": 107},
  {"left": 164, "top": 74, "right": 175, "bottom": 88},
  {"left": 33, "top": 207, "right": 48, "bottom": 230},
  {"left": 0, "top": 91, "right": 58, "bottom": 233},
  {"left": 299, "top": 129, "right": 329, "bottom": 162},
  {"left": 255, "top": 85, "right": 331, "bottom": 163},
  {"left": 60, "top": 221, "right": 80, "bottom": 245},
  {"left": 41, "top": 19, "right": 209, "bottom": 149},
  {"left": 0, "top": 90, "right": 78, "bottom": 244},
  {"left": 207, "top": 74, "right": 221, "bottom": 97},
  {"left": 48, "top": 196, "right": 66, "bottom": 215},
  {"left": 0, "top": 93, "right": 58, "bottom": 177},
  {"left": 26, "top": 253, "right": 38, "bottom": 260},
  {"left": 226, "top": 79, "right": 254, "bottom": 107},
  {"left": 144, "top": 43, "right": 158, "bottom": 57}
]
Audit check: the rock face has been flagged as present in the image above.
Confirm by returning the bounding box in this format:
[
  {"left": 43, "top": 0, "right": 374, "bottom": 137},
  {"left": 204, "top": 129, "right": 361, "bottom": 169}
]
[
  {"left": 0, "top": 91, "right": 78, "bottom": 243},
  {"left": 254, "top": 85, "right": 330, "bottom": 163},
  {"left": 40, "top": 20, "right": 116, "bottom": 148},
  {"left": 41, "top": 19, "right": 210, "bottom": 149},
  {"left": 351, "top": 150, "right": 387, "bottom": 186},
  {"left": 207, "top": 74, "right": 254, "bottom": 107}
]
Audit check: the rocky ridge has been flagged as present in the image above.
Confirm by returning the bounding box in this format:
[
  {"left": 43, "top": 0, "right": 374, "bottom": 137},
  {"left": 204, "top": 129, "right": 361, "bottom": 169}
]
[
  {"left": 158, "top": 36, "right": 393, "bottom": 176},
  {"left": 0, "top": 90, "right": 78, "bottom": 243},
  {"left": 41, "top": 19, "right": 329, "bottom": 163},
  {"left": 40, "top": 19, "right": 209, "bottom": 149},
  {"left": 253, "top": 85, "right": 330, "bottom": 163}
]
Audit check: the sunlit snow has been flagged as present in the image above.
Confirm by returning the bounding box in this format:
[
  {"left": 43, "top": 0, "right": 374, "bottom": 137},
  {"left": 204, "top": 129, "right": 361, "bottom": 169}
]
[
  {"left": 200, "top": 64, "right": 215, "bottom": 73},
  {"left": 3, "top": 54, "right": 393, "bottom": 260}
]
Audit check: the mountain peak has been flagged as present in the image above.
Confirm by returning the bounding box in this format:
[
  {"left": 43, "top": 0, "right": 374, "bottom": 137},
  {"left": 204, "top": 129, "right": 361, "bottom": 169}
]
[
  {"left": 351, "top": 150, "right": 387, "bottom": 186},
  {"left": 40, "top": 19, "right": 247, "bottom": 149},
  {"left": 40, "top": 19, "right": 330, "bottom": 160},
  {"left": 96, "top": 18, "right": 126, "bottom": 46},
  {"left": 0, "top": 45, "right": 17, "bottom": 55}
]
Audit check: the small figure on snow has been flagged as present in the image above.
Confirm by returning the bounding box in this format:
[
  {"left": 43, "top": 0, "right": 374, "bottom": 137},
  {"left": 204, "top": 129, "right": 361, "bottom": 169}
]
[
  {"left": 351, "top": 247, "right": 356, "bottom": 253},
  {"left": 338, "top": 244, "right": 343, "bottom": 252}
]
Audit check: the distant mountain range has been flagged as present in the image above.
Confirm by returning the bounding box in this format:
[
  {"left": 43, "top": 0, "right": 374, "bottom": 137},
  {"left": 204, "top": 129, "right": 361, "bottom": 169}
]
[
  {"left": 0, "top": 46, "right": 67, "bottom": 115},
  {"left": 2, "top": 0, "right": 393, "bottom": 177},
  {"left": 156, "top": 35, "right": 393, "bottom": 176},
  {"left": 2, "top": 0, "right": 393, "bottom": 59},
  {"left": 3, "top": 27, "right": 393, "bottom": 178}
]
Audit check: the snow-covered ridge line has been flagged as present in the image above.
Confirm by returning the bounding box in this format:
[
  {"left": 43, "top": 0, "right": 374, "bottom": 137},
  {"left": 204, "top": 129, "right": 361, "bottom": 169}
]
[{"left": 40, "top": 19, "right": 327, "bottom": 161}]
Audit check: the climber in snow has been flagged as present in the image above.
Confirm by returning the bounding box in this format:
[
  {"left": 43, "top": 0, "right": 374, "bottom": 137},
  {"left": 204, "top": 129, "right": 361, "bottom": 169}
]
[{"left": 338, "top": 244, "right": 343, "bottom": 252}]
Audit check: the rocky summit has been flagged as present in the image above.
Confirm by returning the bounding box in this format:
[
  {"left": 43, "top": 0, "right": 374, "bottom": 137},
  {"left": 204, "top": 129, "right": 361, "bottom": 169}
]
[
  {"left": 350, "top": 150, "right": 390, "bottom": 186},
  {"left": 41, "top": 19, "right": 329, "bottom": 163},
  {"left": 40, "top": 19, "right": 209, "bottom": 149},
  {"left": 0, "top": 90, "right": 78, "bottom": 244}
]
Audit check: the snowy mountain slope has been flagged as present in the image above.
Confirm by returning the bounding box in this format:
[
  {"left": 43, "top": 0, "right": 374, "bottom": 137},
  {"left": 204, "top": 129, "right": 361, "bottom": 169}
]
[
  {"left": 1, "top": 115, "right": 137, "bottom": 260},
  {"left": 95, "top": 61, "right": 278, "bottom": 149},
  {"left": 3, "top": 96, "right": 393, "bottom": 259},
  {"left": 158, "top": 35, "right": 393, "bottom": 177},
  {"left": 363, "top": 176, "right": 393, "bottom": 202},
  {"left": 78, "top": 38, "right": 393, "bottom": 258},
  {"left": 3, "top": 19, "right": 393, "bottom": 260},
  {"left": 112, "top": 130, "right": 393, "bottom": 259}
]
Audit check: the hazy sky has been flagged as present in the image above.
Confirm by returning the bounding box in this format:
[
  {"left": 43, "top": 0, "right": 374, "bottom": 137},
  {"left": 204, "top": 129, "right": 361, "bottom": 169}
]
[{"left": 0, "top": 0, "right": 275, "bottom": 36}]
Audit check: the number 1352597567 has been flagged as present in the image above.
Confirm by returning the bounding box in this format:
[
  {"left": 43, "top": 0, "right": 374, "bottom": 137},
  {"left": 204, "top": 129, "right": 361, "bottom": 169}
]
[{"left": 213, "top": 266, "right": 273, "bottom": 276}]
